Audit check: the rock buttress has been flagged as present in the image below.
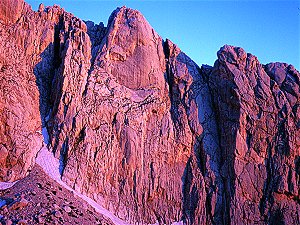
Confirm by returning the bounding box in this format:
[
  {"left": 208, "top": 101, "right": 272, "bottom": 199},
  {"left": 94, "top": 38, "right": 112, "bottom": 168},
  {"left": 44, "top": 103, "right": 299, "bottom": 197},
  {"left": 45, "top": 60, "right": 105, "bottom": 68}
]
[{"left": 206, "top": 45, "right": 300, "bottom": 224}]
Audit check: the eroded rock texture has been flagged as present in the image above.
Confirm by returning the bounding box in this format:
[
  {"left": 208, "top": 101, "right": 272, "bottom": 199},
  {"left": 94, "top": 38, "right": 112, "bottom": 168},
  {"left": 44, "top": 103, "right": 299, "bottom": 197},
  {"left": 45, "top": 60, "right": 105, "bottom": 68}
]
[
  {"left": 0, "top": 0, "right": 24, "bottom": 25},
  {"left": 0, "top": 0, "right": 51, "bottom": 181},
  {"left": 0, "top": 1, "right": 86, "bottom": 182},
  {"left": 0, "top": 2, "right": 299, "bottom": 224},
  {"left": 206, "top": 45, "right": 300, "bottom": 224},
  {"left": 48, "top": 7, "right": 192, "bottom": 223}
]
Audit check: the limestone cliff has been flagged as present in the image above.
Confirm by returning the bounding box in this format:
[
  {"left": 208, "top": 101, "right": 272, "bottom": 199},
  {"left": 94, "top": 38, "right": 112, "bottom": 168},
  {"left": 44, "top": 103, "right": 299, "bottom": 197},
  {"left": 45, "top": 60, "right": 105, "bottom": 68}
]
[{"left": 0, "top": 1, "right": 299, "bottom": 224}]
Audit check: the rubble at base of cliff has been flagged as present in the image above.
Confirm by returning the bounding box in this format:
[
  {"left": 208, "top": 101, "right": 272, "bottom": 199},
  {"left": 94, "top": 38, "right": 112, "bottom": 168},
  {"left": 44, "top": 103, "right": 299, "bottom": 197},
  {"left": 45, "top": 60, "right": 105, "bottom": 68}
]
[{"left": 0, "top": 165, "right": 113, "bottom": 225}]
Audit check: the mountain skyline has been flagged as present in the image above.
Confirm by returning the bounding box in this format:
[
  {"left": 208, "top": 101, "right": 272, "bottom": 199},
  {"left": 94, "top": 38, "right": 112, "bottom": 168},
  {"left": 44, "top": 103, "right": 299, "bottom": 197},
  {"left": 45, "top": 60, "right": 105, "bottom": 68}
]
[
  {"left": 0, "top": 1, "right": 299, "bottom": 224},
  {"left": 27, "top": 0, "right": 300, "bottom": 70}
]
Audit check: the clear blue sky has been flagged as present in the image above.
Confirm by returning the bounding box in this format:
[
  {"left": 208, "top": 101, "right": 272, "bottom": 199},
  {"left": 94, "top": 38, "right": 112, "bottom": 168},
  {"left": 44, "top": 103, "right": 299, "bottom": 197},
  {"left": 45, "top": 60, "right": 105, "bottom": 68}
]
[{"left": 26, "top": 0, "right": 300, "bottom": 70}]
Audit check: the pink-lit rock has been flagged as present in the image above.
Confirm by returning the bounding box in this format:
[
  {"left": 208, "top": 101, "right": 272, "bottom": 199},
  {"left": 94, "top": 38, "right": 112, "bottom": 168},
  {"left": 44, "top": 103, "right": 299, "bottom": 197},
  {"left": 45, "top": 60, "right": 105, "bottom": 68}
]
[{"left": 0, "top": 2, "right": 299, "bottom": 224}]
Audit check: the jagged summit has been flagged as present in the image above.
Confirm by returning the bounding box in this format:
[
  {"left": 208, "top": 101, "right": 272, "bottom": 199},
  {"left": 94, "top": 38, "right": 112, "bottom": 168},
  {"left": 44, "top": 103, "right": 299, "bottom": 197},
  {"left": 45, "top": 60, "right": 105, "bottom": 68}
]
[
  {"left": 94, "top": 5, "right": 166, "bottom": 90},
  {"left": 0, "top": 1, "right": 299, "bottom": 225}
]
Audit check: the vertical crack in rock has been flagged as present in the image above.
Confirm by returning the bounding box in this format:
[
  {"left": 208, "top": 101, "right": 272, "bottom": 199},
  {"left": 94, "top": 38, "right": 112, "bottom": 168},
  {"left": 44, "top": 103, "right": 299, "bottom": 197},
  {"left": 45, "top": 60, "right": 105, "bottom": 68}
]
[
  {"left": 259, "top": 138, "right": 275, "bottom": 221},
  {"left": 35, "top": 13, "right": 66, "bottom": 147},
  {"left": 85, "top": 20, "right": 106, "bottom": 64},
  {"left": 164, "top": 39, "right": 223, "bottom": 225},
  {"left": 59, "top": 137, "right": 69, "bottom": 176},
  {"left": 207, "top": 46, "right": 244, "bottom": 225},
  {"left": 181, "top": 157, "right": 198, "bottom": 224}
]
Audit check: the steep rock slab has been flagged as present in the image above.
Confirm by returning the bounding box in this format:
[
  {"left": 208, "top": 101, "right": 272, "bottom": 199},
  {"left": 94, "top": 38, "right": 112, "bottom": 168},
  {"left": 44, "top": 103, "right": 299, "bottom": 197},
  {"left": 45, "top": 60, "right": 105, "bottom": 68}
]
[
  {"left": 0, "top": 42, "right": 41, "bottom": 182},
  {"left": 0, "top": 1, "right": 47, "bottom": 182},
  {"left": 0, "top": 2, "right": 83, "bottom": 182},
  {"left": 164, "top": 39, "right": 223, "bottom": 225},
  {"left": 207, "top": 45, "right": 300, "bottom": 224},
  {"left": 47, "top": 6, "right": 216, "bottom": 224},
  {"left": 48, "top": 7, "right": 185, "bottom": 224}
]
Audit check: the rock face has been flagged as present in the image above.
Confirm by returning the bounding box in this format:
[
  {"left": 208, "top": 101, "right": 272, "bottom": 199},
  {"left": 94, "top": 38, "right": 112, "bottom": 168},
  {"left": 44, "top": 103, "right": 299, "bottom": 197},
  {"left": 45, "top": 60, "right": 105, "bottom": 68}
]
[
  {"left": 0, "top": 2, "right": 299, "bottom": 224},
  {"left": 48, "top": 7, "right": 191, "bottom": 223},
  {"left": 206, "top": 45, "right": 300, "bottom": 224},
  {"left": 0, "top": 1, "right": 83, "bottom": 182},
  {"left": 0, "top": 0, "right": 42, "bottom": 182},
  {"left": 0, "top": 0, "right": 24, "bottom": 25},
  {"left": 94, "top": 7, "right": 166, "bottom": 90}
]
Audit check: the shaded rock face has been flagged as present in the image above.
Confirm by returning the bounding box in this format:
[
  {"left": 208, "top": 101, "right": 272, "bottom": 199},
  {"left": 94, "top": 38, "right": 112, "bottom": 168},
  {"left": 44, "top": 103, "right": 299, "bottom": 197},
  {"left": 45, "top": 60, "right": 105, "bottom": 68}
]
[
  {"left": 0, "top": 2, "right": 85, "bottom": 182},
  {"left": 0, "top": 3, "right": 299, "bottom": 225},
  {"left": 206, "top": 45, "right": 300, "bottom": 224}
]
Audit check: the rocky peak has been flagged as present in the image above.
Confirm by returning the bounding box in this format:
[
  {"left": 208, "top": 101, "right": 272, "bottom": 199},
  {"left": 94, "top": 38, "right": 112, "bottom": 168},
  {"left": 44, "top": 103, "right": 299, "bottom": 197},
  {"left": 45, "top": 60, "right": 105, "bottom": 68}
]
[
  {"left": 94, "top": 6, "right": 166, "bottom": 90},
  {"left": 207, "top": 44, "right": 300, "bottom": 225},
  {"left": 217, "top": 45, "right": 247, "bottom": 64}
]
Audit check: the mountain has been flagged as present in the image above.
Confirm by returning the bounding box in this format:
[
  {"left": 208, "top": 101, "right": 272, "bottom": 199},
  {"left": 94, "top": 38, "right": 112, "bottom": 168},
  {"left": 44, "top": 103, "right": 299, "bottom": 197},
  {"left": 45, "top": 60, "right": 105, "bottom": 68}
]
[{"left": 0, "top": 0, "right": 299, "bottom": 224}]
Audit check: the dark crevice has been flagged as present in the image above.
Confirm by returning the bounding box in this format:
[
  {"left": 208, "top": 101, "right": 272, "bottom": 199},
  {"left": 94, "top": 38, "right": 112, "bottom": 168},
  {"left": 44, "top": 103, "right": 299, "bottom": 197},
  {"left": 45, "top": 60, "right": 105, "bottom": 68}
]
[
  {"left": 53, "top": 18, "right": 63, "bottom": 68},
  {"left": 246, "top": 129, "right": 252, "bottom": 150},
  {"left": 163, "top": 40, "right": 184, "bottom": 136},
  {"left": 150, "top": 162, "right": 155, "bottom": 190},
  {"left": 295, "top": 157, "right": 300, "bottom": 174},
  {"left": 195, "top": 136, "right": 206, "bottom": 177},
  {"left": 93, "top": 147, "right": 99, "bottom": 161},
  {"left": 246, "top": 115, "right": 253, "bottom": 150},
  {"left": 275, "top": 114, "right": 290, "bottom": 157},
  {"left": 59, "top": 137, "right": 69, "bottom": 176},
  {"left": 206, "top": 66, "right": 240, "bottom": 225},
  {"left": 82, "top": 20, "right": 107, "bottom": 97},
  {"left": 33, "top": 14, "right": 65, "bottom": 150},
  {"left": 259, "top": 138, "right": 276, "bottom": 222},
  {"left": 84, "top": 20, "right": 106, "bottom": 64},
  {"left": 269, "top": 206, "right": 286, "bottom": 225},
  {"left": 205, "top": 188, "right": 215, "bottom": 225},
  {"left": 133, "top": 169, "right": 137, "bottom": 197},
  {"left": 181, "top": 157, "right": 195, "bottom": 224},
  {"left": 287, "top": 166, "right": 294, "bottom": 193}
]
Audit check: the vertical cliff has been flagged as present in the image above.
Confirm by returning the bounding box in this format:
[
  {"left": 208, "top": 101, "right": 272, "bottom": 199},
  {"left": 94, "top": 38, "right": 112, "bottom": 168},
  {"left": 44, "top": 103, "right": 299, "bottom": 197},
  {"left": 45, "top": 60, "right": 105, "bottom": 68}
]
[
  {"left": 48, "top": 7, "right": 192, "bottom": 223},
  {"left": 206, "top": 45, "right": 299, "bottom": 224},
  {"left": 0, "top": 0, "right": 62, "bottom": 181},
  {"left": 0, "top": 2, "right": 299, "bottom": 224}
]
